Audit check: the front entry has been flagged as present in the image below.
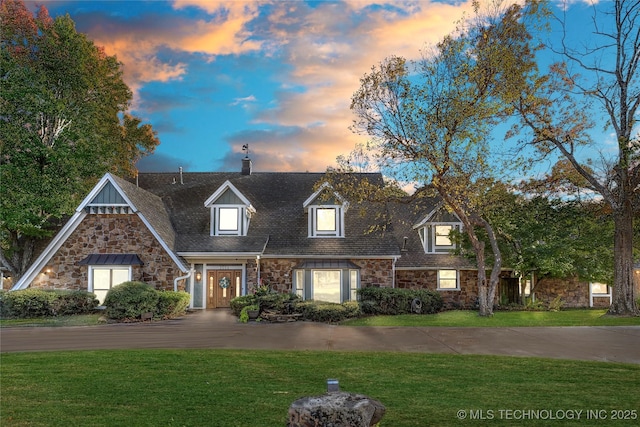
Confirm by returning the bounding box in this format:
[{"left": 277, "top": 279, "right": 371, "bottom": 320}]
[{"left": 207, "top": 270, "right": 242, "bottom": 308}]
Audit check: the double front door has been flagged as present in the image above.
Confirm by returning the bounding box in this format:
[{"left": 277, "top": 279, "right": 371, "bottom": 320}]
[{"left": 207, "top": 270, "right": 242, "bottom": 308}]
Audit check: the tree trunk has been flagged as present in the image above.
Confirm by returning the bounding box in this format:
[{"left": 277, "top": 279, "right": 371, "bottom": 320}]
[{"left": 608, "top": 200, "right": 639, "bottom": 316}]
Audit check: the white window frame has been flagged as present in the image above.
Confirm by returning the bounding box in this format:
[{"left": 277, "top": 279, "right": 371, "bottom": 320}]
[
  {"left": 437, "top": 269, "right": 459, "bottom": 290},
  {"left": 589, "top": 282, "right": 612, "bottom": 307},
  {"left": 211, "top": 205, "right": 247, "bottom": 236},
  {"left": 308, "top": 206, "right": 344, "bottom": 237},
  {"left": 419, "top": 223, "right": 460, "bottom": 254},
  {"left": 311, "top": 270, "right": 342, "bottom": 303},
  {"left": 294, "top": 268, "right": 359, "bottom": 302},
  {"left": 88, "top": 265, "right": 132, "bottom": 304},
  {"left": 349, "top": 270, "right": 359, "bottom": 301}
]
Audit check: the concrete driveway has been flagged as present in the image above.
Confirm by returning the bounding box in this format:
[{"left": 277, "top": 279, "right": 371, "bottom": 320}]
[{"left": 1, "top": 310, "right": 639, "bottom": 364}]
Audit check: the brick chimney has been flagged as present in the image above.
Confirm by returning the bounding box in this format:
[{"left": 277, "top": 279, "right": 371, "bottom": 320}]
[{"left": 241, "top": 157, "right": 252, "bottom": 175}]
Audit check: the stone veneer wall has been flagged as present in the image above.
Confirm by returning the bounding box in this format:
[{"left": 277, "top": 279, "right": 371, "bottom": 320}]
[
  {"left": 396, "top": 270, "right": 480, "bottom": 309},
  {"left": 533, "top": 276, "right": 590, "bottom": 308},
  {"left": 29, "top": 214, "right": 182, "bottom": 291},
  {"left": 257, "top": 258, "right": 394, "bottom": 294}
]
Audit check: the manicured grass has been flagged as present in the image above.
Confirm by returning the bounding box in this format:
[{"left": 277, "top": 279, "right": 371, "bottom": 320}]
[
  {"left": 0, "top": 314, "right": 103, "bottom": 327},
  {"left": 1, "top": 350, "right": 638, "bottom": 426},
  {"left": 342, "top": 309, "right": 640, "bottom": 327}
]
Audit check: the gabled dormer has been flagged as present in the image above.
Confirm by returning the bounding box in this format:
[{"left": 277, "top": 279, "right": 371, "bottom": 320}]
[
  {"left": 414, "top": 204, "right": 462, "bottom": 253},
  {"left": 84, "top": 175, "right": 135, "bottom": 214},
  {"left": 204, "top": 181, "right": 255, "bottom": 236},
  {"left": 303, "top": 182, "right": 349, "bottom": 238}
]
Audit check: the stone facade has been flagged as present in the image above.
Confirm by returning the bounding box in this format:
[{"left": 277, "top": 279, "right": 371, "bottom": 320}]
[
  {"left": 257, "top": 258, "right": 394, "bottom": 294},
  {"left": 29, "top": 214, "right": 182, "bottom": 292},
  {"left": 534, "top": 276, "right": 591, "bottom": 308},
  {"left": 396, "top": 269, "right": 481, "bottom": 309}
]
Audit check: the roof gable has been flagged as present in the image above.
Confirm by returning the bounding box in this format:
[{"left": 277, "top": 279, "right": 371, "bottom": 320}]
[
  {"left": 205, "top": 180, "right": 253, "bottom": 209},
  {"left": 413, "top": 203, "right": 461, "bottom": 229},
  {"left": 79, "top": 173, "right": 137, "bottom": 212},
  {"left": 303, "top": 182, "right": 349, "bottom": 211}
]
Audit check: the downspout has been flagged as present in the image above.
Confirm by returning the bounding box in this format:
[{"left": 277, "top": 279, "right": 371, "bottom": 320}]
[
  {"left": 256, "top": 255, "right": 261, "bottom": 288},
  {"left": 174, "top": 268, "right": 194, "bottom": 292},
  {"left": 392, "top": 257, "right": 398, "bottom": 288}
]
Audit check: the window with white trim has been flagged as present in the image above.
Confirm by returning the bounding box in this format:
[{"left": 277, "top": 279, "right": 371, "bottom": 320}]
[
  {"left": 293, "top": 267, "right": 359, "bottom": 303},
  {"left": 210, "top": 205, "right": 251, "bottom": 236},
  {"left": 90, "top": 266, "right": 131, "bottom": 304},
  {"left": 313, "top": 270, "right": 341, "bottom": 303},
  {"left": 419, "top": 223, "right": 461, "bottom": 253},
  {"left": 590, "top": 282, "right": 610, "bottom": 295},
  {"left": 437, "top": 270, "right": 459, "bottom": 290},
  {"left": 205, "top": 182, "right": 254, "bottom": 236},
  {"left": 308, "top": 206, "right": 344, "bottom": 237}
]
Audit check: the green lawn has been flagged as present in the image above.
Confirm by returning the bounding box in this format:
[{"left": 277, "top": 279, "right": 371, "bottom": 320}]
[
  {"left": 342, "top": 309, "right": 640, "bottom": 327},
  {"left": 3, "top": 309, "right": 640, "bottom": 328},
  {"left": 0, "top": 314, "right": 103, "bottom": 327},
  {"left": 1, "top": 350, "right": 638, "bottom": 426}
]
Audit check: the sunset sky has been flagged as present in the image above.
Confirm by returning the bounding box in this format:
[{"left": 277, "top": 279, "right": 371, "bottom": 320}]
[{"left": 29, "top": 1, "right": 604, "bottom": 175}]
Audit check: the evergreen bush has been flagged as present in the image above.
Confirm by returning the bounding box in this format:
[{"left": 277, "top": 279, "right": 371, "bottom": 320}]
[
  {"left": 104, "top": 281, "right": 159, "bottom": 321},
  {"left": 0, "top": 289, "right": 98, "bottom": 319},
  {"left": 294, "top": 300, "right": 361, "bottom": 323},
  {"left": 229, "top": 295, "right": 257, "bottom": 316},
  {"left": 357, "top": 287, "right": 443, "bottom": 315},
  {"left": 156, "top": 291, "right": 190, "bottom": 319}
]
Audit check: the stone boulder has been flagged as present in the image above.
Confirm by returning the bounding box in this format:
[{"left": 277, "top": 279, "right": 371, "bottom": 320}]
[{"left": 287, "top": 392, "right": 385, "bottom": 427}]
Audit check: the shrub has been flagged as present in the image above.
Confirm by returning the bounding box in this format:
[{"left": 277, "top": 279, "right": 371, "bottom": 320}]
[
  {"left": 357, "top": 287, "right": 443, "bottom": 315},
  {"left": 548, "top": 296, "right": 564, "bottom": 312},
  {"left": 239, "top": 304, "right": 260, "bottom": 323},
  {"left": 156, "top": 291, "right": 190, "bottom": 319},
  {"left": 258, "top": 292, "right": 300, "bottom": 313},
  {"left": 230, "top": 295, "right": 257, "bottom": 316},
  {"left": 0, "top": 289, "right": 98, "bottom": 319},
  {"left": 104, "top": 281, "right": 159, "bottom": 321},
  {"left": 294, "top": 300, "right": 361, "bottom": 323}
]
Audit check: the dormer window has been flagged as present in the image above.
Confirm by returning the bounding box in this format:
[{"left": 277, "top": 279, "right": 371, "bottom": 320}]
[
  {"left": 414, "top": 205, "right": 462, "bottom": 254},
  {"left": 205, "top": 181, "right": 255, "bottom": 237},
  {"left": 304, "top": 183, "right": 348, "bottom": 238}
]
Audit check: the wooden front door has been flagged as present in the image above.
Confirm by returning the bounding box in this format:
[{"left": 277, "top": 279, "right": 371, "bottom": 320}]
[{"left": 207, "top": 270, "right": 241, "bottom": 308}]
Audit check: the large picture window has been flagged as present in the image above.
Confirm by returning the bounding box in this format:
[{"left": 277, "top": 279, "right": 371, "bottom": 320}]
[
  {"left": 313, "top": 270, "right": 341, "bottom": 303},
  {"left": 91, "top": 266, "right": 130, "bottom": 304},
  {"left": 293, "top": 262, "right": 359, "bottom": 303}
]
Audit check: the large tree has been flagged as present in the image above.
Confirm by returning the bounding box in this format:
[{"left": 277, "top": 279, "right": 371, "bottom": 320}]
[
  {"left": 509, "top": 0, "right": 639, "bottom": 315},
  {"left": 0, "top": 0, "right": 160, "bottom": 280},
  {"left": 348, "top": 2, "right": 541, "bottom": 316}
]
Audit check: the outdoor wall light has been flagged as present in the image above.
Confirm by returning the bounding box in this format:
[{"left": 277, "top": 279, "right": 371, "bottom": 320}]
[{"left": 196, "top": 272, "right": 202, "bottom": 281}]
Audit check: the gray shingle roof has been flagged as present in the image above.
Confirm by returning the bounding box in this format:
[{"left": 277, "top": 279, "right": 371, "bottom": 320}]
[
  {"left": 133, "top": 172, "right": 400, "bottom": 258},
  {"left": 388, "top": 196, "right": 476, "bottom": 269}
]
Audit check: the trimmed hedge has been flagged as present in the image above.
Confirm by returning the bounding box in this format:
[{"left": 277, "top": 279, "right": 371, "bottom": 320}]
[
  {"left": 294, "top": 300, "right": 361, "bottom": 323},
  {"left": 104, "top": 281, "right": 159, "bottom": 321},
  {"left": 230, "top": 292, "right": 301, "bottom": 317},
  {"left": 0, "top": 289, "right": 99, "bottom": 319},
  {"left": 104, "top": 282, "right": 190, "bottom": 321},
  {"left": 358, "top": 287, "right": 443, "bottom": 315},
  {"left": 156, "top": 290, "right": 190, "bottom": 319}
]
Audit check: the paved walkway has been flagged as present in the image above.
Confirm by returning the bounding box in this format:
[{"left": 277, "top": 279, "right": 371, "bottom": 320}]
[{"left": 1, "top": 310, "right": 639, "bottom": 363}]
